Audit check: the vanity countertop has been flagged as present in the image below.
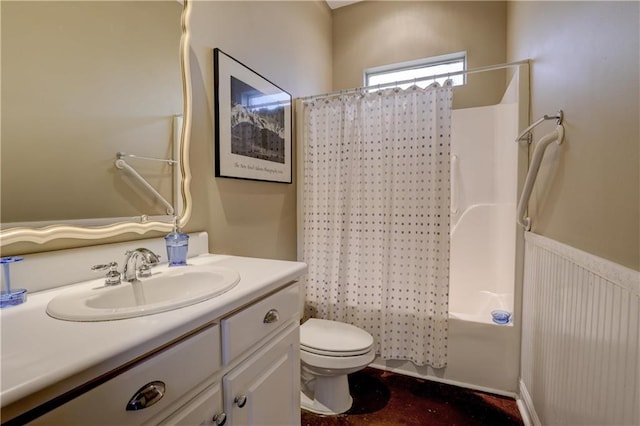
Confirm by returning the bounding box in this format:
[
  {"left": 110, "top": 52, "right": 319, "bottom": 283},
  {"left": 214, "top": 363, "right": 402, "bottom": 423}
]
[{"left": 0, "top": 253, "right": 306, "bottom": 418}]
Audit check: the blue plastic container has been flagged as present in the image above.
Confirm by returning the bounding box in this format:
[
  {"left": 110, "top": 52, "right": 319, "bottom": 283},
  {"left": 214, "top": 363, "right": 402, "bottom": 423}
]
[
  {"left": 1, "top": 256, "right": 27, "bottom": 308},
  {"left": 165, "top": 232, "right": 189, "bottom": 267},
  {"left": 491, "top": 310, "right": 511, "bottom": 324}
]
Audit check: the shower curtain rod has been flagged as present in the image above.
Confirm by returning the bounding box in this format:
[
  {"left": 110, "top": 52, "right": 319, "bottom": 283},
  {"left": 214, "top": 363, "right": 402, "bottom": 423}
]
[{"left": 301, "top": 59, "right": 530, "bottom": 102}]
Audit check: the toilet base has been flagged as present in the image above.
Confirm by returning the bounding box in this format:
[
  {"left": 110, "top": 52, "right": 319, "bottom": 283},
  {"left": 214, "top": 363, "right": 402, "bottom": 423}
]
[{"left": 300, "top": 374, "right": 353, "bottom": 415}]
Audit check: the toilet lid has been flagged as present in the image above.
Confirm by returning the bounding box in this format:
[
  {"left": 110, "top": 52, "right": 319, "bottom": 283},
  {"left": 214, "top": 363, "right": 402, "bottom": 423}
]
[{"left": 300, "top": 318, "right": 374, "bottom": 356}]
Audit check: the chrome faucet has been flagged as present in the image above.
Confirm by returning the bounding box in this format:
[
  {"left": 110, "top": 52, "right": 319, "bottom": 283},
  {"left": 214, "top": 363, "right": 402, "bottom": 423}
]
[{"left": 122, "top": 248, "right": 161, "bottom": 282}]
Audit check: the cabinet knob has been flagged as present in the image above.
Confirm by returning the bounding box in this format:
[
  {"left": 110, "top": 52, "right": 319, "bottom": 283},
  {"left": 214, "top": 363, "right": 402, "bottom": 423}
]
[
  {"left": 263, "top": 309, "right": 280, "bottom": 324},
  {"left": 234, "top": 395, "right": 248, "bottom": 408},
  {"left": 126, "top": 381, "right": 165, "bottom": 411},
  {"left": 213, "top": 412, "right": 227, "bottom": 425}
]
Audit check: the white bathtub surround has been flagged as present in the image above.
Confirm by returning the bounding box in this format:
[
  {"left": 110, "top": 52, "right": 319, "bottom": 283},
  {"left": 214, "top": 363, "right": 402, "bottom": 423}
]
[
  {"left": 449, "top": 204, "right": 516, "bottom": 320},
  {"left": 449, "top": 100, "right": 518, "bottom": 321},
  {"left": 301, "top": 81, "right": 453, "bottom": 367},
  {"left": 521, "top": 232, "right": 640, "bottom": 425}
]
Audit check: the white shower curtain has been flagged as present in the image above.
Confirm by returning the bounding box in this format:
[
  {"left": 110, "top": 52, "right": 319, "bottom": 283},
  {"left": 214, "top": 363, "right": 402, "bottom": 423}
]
[{"left": 301, "top": 82, "right": 453, "bottom": 368}]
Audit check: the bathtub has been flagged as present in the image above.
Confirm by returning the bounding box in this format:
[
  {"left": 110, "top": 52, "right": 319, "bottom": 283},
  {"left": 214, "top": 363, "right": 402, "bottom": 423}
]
[
  {"left": 370, "top": 204, "right": 520, "bottom": 395},
  {"left": 447, "top": 203, "right": 518, "bottom": 393},
  {"left": 370, "top": 314, "right": 519, "bottom": 395},
  {"left": 370, "top": 93, "right": 523, "bottom": 395}
]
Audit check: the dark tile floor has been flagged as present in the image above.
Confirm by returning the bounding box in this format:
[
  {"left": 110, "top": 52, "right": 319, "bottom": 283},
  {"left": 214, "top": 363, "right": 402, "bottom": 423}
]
[{"left": 301, "top": 368, "right": 524, "bottom": 426}]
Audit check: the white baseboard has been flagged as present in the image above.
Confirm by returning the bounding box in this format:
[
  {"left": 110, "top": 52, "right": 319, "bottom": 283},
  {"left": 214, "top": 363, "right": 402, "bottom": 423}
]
[{"left": 518, "top": 379, "right": 541, "bottom": 426}]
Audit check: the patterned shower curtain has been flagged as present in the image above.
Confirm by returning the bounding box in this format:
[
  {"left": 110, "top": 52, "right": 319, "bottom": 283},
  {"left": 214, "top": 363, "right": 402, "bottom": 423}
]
[{"left": 301, "top": 81, "right": 453, "bottom": 368}]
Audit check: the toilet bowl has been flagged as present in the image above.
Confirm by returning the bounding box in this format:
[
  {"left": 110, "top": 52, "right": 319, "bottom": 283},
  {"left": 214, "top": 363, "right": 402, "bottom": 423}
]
[{"left": 300, "top": 318, "right": 375, "bottom": 415}]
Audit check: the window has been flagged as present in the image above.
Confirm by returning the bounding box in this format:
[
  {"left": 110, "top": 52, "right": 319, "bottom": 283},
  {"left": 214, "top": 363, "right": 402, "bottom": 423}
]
[{"left": 364, "top": 52, "right": 466, "bottom": 90}]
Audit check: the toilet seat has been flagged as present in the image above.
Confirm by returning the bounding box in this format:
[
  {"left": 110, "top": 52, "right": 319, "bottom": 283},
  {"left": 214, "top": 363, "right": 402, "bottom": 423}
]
[
  {"left": 301, "top": 346, "right": 375, "bottom": 371},
  {"left": 300, "top": 318, "right": 374, "bottom": 357}
]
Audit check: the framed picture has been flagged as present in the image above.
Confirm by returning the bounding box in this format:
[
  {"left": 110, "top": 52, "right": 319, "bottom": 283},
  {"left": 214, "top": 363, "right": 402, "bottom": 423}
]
[{"left": 213, "top": 48, "right": 292, "bottom": 184}]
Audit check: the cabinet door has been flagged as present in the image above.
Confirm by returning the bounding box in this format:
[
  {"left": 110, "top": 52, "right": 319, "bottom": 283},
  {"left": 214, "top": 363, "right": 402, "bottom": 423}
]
[
  {"left": 223, "top": 323, "right": 300, "bottom": 426},
  {"left": 158, "top": 382, "right": 223, "bottom": 426}
]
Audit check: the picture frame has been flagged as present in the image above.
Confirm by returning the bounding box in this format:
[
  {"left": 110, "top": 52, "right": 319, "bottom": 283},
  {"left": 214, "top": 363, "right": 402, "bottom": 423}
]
[{"left": 213, "top": 48, "right": 292, "bottom": 184}]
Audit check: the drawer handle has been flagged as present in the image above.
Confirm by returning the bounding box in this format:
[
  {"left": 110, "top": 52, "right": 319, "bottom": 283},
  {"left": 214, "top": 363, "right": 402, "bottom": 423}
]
[
  {"left": 126, "top": 381, "right": 165, "bottom": 411},
  {"left": 213, "top": 412, "right": 227, "bottom": 425},
  {"left": 234, "top": 395, "right": 248, "bottom": 408},
  {"left": 263, "top": 309, "right": 280, "bottom": 324}
]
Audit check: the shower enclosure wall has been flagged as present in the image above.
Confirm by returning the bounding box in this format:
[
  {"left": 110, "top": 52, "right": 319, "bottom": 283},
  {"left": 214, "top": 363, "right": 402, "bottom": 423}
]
[{"left": 370, "top": 67, "right": 528, "bottom": 395}]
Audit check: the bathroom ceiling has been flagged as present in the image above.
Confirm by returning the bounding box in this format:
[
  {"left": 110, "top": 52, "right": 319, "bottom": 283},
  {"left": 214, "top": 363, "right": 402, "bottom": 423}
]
[{"left": 326, "top": 0, "right": 362, "bottom": 9}]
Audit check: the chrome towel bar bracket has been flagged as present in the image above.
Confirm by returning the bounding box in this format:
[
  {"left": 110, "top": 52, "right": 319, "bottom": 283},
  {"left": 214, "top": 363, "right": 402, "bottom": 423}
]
[
  {"left": 115, "top": 158, "right": 174, "bottom": 215},
  {"left": 516, "top": 110, "right": 564, "bottom": 143},
  {"left": 117, "top": 151, "right": 178, "bottom": 165}
]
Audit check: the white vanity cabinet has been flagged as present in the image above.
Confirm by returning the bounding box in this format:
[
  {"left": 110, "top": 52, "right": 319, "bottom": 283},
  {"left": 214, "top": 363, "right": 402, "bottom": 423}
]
[
  {"left": 1, "top": 244, "right": 307, "bottom": 426},
  {"left": 15, "top": 282, "right": 301, "bottom": 426}
]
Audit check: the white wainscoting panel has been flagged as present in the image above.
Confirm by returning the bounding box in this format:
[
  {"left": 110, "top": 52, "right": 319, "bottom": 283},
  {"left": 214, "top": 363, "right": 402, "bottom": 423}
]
[{"left": 521, "top": 232, "right": 639, "bottom": 425}]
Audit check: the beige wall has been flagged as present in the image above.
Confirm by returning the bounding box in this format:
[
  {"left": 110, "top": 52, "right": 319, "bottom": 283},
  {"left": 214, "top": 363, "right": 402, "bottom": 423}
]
[
  {"left": 7, "top": 0, "right": 636, "bottom": 273},
  {"left": 184, "top": 1, "right": 332, "bottom": 261},
  {"left": 0, "top": 1, "right": 331, "bottom": 258},
  {"left": 1, "top": 1, "right": 182, "bottom": 222},
  {"left": 507, "top": 1, "right": 639, "bottom": 270},
  {"left": 332, "top": 1, "right": 507, "bottom": 109}
]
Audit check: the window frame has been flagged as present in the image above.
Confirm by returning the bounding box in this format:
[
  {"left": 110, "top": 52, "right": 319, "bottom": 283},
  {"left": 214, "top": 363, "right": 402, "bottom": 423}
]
[{"left": 364, "top": 51, "right": 467, "bottom": 89}]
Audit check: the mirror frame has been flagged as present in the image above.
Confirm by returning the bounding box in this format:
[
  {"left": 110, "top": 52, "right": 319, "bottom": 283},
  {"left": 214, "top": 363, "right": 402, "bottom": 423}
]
[{"left": 0, "top": 0, "right": 193, "bottom": 247}]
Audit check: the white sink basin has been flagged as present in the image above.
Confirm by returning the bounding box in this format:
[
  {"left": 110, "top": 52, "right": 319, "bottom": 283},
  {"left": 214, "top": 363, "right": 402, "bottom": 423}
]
[{"left": 46, "top": 264, "right": 240, "bottom": 321}]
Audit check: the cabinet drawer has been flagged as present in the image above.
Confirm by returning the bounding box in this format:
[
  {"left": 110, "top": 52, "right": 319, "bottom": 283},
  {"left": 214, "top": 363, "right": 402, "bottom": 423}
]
[
  {"left": 221, "top": 283, "right": 299, "bottom": 364},
  {"left": 29, "top": 325, "right": 221, "bottom": 425}
]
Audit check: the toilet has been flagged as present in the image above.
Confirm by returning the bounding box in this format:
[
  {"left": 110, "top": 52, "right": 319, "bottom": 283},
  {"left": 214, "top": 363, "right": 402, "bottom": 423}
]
[{"left": 299, "top": 318, "right": 375, "bottom": 415}]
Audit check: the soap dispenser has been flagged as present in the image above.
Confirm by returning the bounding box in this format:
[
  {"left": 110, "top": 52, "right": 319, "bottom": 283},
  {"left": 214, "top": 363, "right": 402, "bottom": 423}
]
[
  {"left": 0, "top": 256, "right": 27, "bottom": 308},
  {"left": 165, "top": 218, "right": 189, "bottom": 267}
]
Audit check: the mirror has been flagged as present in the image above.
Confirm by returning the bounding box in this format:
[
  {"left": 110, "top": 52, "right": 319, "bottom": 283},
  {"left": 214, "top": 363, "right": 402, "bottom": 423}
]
[{"left": 0, "top": 0, "right": 192, "bottom": 245}]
